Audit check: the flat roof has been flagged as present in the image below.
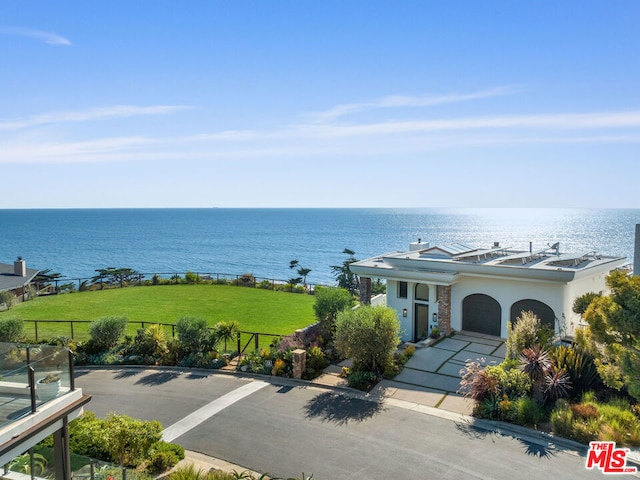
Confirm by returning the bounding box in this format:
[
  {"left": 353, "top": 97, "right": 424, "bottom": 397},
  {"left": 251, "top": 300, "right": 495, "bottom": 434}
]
[{"left": 350, "top": 241, "right": 627, "bottom": 284}]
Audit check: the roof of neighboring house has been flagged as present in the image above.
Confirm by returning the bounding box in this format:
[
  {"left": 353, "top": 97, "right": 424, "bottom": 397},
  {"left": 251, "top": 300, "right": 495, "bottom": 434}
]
[{"left": 0, "top": 262, "right": 40, "bottom": 293}]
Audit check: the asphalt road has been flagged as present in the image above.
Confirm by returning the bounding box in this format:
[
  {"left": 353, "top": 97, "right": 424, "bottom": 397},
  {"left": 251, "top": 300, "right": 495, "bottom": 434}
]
[{"left": 75, "top": 368, "right": 635, "bottom": 480}]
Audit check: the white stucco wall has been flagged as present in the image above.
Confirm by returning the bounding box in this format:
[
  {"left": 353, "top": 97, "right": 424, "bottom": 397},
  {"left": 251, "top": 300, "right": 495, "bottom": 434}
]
[
  {"left": 386, "top": 279, "right": 440, "bottom": 341},
  {"left": 450, "top": 276, "right": 567, "bottom": 338}
]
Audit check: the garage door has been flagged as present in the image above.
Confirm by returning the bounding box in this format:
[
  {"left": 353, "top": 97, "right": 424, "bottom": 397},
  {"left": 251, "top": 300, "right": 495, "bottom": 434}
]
[
  {"left": 510, "top": 299, "right": 555, "bottom": 331},
  {"left": 462, "top": 294, "right": 502, "bottom": 336}
]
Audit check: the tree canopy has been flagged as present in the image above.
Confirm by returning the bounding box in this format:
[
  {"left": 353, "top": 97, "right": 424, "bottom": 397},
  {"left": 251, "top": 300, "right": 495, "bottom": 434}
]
[
  {"left": 576, "top": 270, "right": 640, "bottom": 400},
  {"left": 330, "top": 248, "right": 359, "bottom": 295}
]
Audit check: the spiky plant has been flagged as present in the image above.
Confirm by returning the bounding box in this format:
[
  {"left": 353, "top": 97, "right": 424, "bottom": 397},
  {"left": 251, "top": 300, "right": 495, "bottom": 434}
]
[
  {"left": 519, "top": 345, "right": 552, "bottom": 382},
  {"left": 544, "top": 366, "right": 572, "bottom": 403}
]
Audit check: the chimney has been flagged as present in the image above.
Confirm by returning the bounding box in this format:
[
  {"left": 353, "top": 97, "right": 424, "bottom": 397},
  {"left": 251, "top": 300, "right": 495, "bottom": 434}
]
[
  {"left": 635, "top": 224, "right": 640, "bottom": 277},
  {"left": 14, "top": 257, "right": 26, "bottom": 277}
]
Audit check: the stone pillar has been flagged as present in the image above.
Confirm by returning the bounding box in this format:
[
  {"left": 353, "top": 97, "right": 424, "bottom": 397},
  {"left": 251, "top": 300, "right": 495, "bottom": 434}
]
[
  {"left": 359, "top": 276, "right": 371, "bottom": 305},
  {"left": 437, "top": 285, "right": 452, "bottom": 334},
  {"left": 292, "top": 348, "right": 306, "bottom": 380}
]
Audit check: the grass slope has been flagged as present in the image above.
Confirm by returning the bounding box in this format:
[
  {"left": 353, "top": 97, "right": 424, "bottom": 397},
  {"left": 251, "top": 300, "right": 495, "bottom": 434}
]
[{"left": 2, "top": 285, "right": 315, "bottom": 340}]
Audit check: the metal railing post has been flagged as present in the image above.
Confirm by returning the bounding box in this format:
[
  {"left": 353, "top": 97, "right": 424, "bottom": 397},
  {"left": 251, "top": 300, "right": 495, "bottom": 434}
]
[
  {"left": 28, "top": 366, "right": 36, "bottom": 413},
  {"left": 237, "top": 332, "right": 241, "bottom": 356},
  {"left": 69, "top": 349, "right": 75, "bottom": 391}
]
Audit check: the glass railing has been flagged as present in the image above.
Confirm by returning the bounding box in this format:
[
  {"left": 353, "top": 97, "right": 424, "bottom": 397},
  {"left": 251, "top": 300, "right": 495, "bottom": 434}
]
[{"left": 0, "top": 342, "right": 75, "bottom": 430}]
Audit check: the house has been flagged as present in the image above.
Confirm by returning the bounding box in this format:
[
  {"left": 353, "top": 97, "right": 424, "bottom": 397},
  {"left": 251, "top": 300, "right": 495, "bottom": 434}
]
[
  {"left": 0, "top": 259, "right": 40, "bottom": 307},
  {"left": 350, "top": 240, "right": 627, "bottom": 342}
]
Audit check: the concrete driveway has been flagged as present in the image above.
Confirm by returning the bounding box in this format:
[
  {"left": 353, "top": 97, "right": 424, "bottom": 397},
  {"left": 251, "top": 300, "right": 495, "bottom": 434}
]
[{"left": 371, "top": 331, "right": 506, "bottom": 414}]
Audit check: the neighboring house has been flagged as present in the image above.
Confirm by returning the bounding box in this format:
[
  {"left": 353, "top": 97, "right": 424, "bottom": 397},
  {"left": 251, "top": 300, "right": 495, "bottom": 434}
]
[
  {"left": 350, "top": 240, "right": 627, "bottom": 342},
  {"left": 0, "top": 259, "right": 40, "bottom": 306}
]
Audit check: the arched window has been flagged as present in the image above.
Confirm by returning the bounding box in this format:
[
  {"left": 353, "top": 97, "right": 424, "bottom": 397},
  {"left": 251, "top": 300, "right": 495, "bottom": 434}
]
[{"left": 415, "top": 283, "right": 429, "bottom": 301}]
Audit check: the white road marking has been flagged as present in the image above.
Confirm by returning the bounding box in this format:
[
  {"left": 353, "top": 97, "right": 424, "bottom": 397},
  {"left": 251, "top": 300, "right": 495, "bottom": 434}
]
[{"left": 162, "top": 380, "right": 269, "bottom": 442}]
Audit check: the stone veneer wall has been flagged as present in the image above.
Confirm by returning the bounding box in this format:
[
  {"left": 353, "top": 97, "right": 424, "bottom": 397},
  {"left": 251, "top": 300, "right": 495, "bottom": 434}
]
[
  {"left": 437, "top": 285, "right": 452, "bottom": 334},
  {"left": 359, "top": 277, "right": 371, "bottom": 305}
]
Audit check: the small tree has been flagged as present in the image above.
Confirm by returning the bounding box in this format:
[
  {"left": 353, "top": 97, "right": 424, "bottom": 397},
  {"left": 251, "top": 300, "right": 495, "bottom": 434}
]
[
  {"left": 215, "top": 319, "right": 240, "bottom": 352},
  {"left": 330, "top": 248, "right": 359, "bottom": 295},
  {"left": 313, "top": 287, "right": 354, "bottom": 340},
  {"left": 334, "top": 305, "right": 400, "bottom": 375},
  {"left": 578, "top": 270, "right": 640, "bottom": 400},
  {"left": 290, "top": 260, "right": 312, "bottom": 289},
  {"left": 0, "top": 316, "right": 24, "bottom": 342}
]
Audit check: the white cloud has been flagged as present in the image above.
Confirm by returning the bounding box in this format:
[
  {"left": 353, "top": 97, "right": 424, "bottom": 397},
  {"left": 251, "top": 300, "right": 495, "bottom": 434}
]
[
  {"left": 2, "top": 108, "right": 640, "bottom": 164},
  {"left": 312, "top": 86, "right": 522, "bottom": 122},
  {"left": 0, "top": 105, "right": 192, "bottom": 131},
  {"left": 0, "top": 26, "right": 72, "bottom": 45}
]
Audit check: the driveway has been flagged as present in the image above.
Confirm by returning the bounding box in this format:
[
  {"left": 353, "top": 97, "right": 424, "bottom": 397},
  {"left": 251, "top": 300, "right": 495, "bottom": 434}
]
[{"left": 371, "top": 331, "right": 506, "bottom": 414}]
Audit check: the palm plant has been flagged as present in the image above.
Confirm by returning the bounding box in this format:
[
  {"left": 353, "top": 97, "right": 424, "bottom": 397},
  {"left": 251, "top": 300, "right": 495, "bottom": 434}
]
[{"left": 215, "top": 320, "right": 240, "bottom": 352}]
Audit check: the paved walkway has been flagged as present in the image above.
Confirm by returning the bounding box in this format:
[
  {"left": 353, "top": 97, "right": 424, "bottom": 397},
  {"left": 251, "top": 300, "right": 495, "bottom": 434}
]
[{"left": 312, "top": 330, "right": 506, "bottom": 416}]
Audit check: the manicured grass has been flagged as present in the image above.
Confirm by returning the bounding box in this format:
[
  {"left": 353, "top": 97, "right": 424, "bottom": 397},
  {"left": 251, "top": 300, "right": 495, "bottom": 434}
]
[{"left": 1, "top": 285, "right": 316, "bottom": 341}]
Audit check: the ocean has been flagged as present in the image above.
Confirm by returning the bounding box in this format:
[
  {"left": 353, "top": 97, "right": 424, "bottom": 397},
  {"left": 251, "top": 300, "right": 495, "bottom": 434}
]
[{"left": 1, "top": 208, "right": 638, "bottom": 285}]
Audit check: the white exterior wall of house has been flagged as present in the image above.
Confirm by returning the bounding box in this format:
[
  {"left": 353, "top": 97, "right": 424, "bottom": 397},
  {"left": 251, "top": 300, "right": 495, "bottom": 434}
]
[
  {"left": 350, "top": 241, "right": 627, "bottom": 341},
  {"left": 450, "top": 276, "right": 567, "bottom": 338}
]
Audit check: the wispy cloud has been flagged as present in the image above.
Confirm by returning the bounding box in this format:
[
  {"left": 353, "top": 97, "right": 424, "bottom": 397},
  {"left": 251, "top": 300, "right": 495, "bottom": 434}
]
[
  {"left": 312, "top": 86, "right": 522, "bottom": 122},
  {"left": 2, "top": 109, "right": 640, "bottom": 164},
  {"left": 0, "top": 26, "right": 72, "bottom": 46},
  {"left": 0, "top": 105, "right": 192, "bottom": 131}
]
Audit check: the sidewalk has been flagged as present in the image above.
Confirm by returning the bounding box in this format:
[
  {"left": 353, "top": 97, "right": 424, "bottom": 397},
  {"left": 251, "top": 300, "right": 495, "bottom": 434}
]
[{"left": 311, "top": 330, "right": 506, "bottom": 416}]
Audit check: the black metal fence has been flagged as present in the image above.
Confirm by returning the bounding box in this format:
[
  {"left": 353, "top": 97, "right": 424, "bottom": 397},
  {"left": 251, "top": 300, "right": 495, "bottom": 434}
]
[
  {"left": 42, "top": 271, "right": 329, "bottom": 295},
  {"left": 22, "top": 319, "right": 281, "bottom": 354}
]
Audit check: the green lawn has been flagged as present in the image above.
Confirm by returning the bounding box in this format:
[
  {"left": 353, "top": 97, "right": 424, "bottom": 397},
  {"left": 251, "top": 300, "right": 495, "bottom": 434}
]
[{"left": 1, "top": 285, "right": 316, "bottom": 342}]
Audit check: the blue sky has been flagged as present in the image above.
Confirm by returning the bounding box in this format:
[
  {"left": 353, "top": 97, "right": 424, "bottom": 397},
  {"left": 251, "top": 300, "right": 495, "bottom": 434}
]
[{"left": 2, "top": 1, "right": 640, "bottom": 208}]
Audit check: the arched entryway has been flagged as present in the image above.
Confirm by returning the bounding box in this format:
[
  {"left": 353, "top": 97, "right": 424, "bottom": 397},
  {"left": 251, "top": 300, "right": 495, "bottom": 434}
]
[
  {"left": 462, "top": 294, "right": 501, "bottom": 336},
  {"left": 510, "top": 299, "right": 555, "bottom": 331}
]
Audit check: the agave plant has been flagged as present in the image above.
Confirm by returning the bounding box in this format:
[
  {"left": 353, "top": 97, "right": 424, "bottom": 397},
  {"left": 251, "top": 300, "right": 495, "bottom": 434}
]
[
  {"left": 519, "top": 345, "right": 552, "bottom": 383},
  {"left": 544, "top": 366, "right": 572, "bottom": 402}
]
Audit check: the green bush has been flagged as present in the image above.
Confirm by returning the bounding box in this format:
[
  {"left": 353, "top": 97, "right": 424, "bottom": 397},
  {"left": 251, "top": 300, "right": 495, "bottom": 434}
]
[
  {"left": 302, "top": 346, "right": 328, "bottom": 380},
  {"left": 176, "top": 316, "right": 215, "bottom": 353},
  {"left": 505, "top": 311, "right": 552, "bottom": 360},
  {"left": 0, "top": 316, "right": 24, "bottom": 342},
  {"left": 0, "top": 291, "right": 14, "bottom": 309},
  {"left": 184, "top": 271, "right": 200, "bottom": 284},
  {"left": 347, "top": 370, "right": 378, "bottom": 391},
  {"left": 313, "top": 287, "right": 354, "bottom": 339},
  {"left": 69, "top": 411, "right": 167, "bottom": 468},
  {"left": 88, "top": 316, "right": 128, "bottom": 352},
  {"left": 146, "top": 441, "right": 185, "bottom": 473},
  {"left": 335, "top": 305, "right": 400, "bottom": 375},
  {"left": 551, "top": 345, "right": 600, "bottom": 398},
  {"left": 133, "top": 324, "right": 169, "bottom": 360},
  {"left": 511, "top": 396, "right": 546, "bottom": 426}
]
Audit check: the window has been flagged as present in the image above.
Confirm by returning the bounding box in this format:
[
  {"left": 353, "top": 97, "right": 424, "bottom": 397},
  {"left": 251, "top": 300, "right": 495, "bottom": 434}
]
[
  {"left": 415, "top": 283, "right": 429, "bottom": 301},
  {"left": 398, "top": 281, "right": 408, "bottom": 298}
]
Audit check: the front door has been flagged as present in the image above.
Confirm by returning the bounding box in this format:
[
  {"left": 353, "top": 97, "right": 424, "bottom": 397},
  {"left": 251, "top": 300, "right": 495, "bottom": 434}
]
[{"left": 414, "top": 304, "right": 429, "bottom": 341}]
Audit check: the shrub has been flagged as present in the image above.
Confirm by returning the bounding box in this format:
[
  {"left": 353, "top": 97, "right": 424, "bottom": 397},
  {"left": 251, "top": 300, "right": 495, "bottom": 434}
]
[
  {"left": 506, "top": 311, "right": 552, "bottom": 359},
  {"left": 146, "top": 441, "right": 185, "bottom": 473},
  {"left": 335, "top": 305, "right": 400, "bottom": 375},
  {"left": 302, "top": 346, "right": 328, "bottom": 380},
  {"left": 0, "top": 291, "right": 14, "bottom": 309},
  {"left": 430, "top": 327, "right": 440, "bottom": 339},
  {"left": 176, "top": 316, "right": 215, "bottom": 353},
  {"left": 88, "top": 316, "right": 128, "bottom": 352},
  {"left": 551, "top": 345, "right": 600, "bottom": 398},
  {"left": 257, "top": 279, "right": 273, "bottom": 290},
  {"left": 348, "top": 370, "right": 378, "bottom": 391},
  {"left": 134, "top": 324, "right": 169, "bottom": 360},
  {"left": 403, "top": 345, "right": 416, "bottom": 358},
  {"left": 184, "top": 271, "right": 200, "bottom": 284},
  {"left": 459, "top": 360, "right": 500, "bottom": 403},
  {"left": 313, "top": 287, "right": 354, "bottom": 340},
  {"left": 0, "top": 316, "right": 24, "bottom": 342},
  {"left": 511, "top": 396, "right": 546, "bottom": 426}
]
